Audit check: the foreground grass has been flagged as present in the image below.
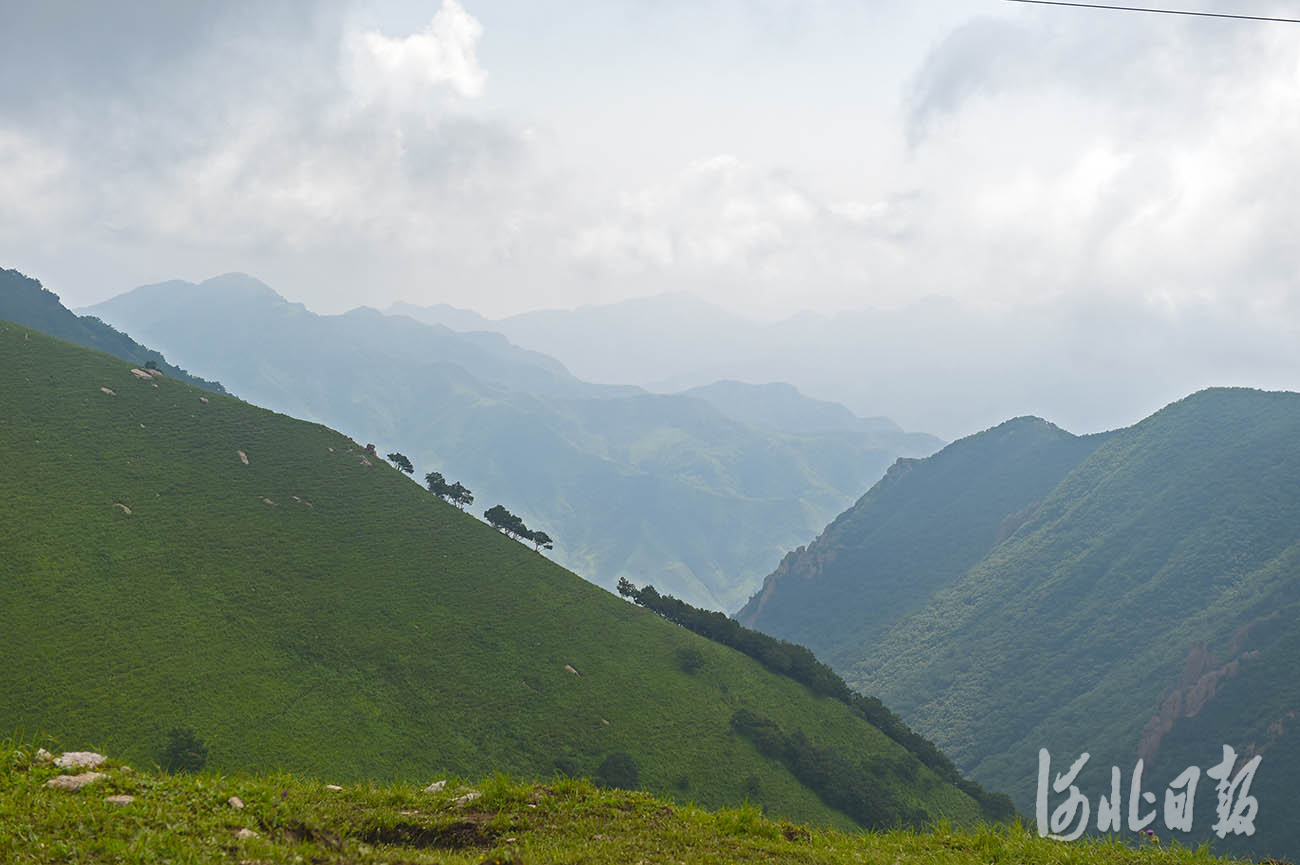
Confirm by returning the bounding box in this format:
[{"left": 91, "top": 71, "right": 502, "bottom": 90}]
[{"left": 2, "top": 745, "right": 1252, "bottom": 865}]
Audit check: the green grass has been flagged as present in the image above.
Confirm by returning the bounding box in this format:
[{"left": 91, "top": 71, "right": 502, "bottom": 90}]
[
  {"left": 0, "top": 742, "right": 1253, "bottom": 865},
  {"left": 0, "top": 320, "right": 989, "bottom": 834}
]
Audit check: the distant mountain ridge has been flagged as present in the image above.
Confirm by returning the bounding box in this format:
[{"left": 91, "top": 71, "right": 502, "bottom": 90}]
[
  {"left": 0, "top": 267, "right": 225, "bottom": 394},
  {"left": 83, "top": 274, "right": 939, "bottom": 611},
  {"left": 741, "top": 388, "right": 1300, "bottom": 858},
  {"left": 386, "top": 294, "right": 1300, "bottom": 442}
]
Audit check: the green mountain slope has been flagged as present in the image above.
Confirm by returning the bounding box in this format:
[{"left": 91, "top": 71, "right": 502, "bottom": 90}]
[
  {"left": 741, "top": 389, "right": 1300, "bottom": 858},
  {"left": 80, "top": 274, "right": 939, "bottom": 611},
  {"left": 0, "top": 267, "right": 226, "bottom": 394},
  {"left": 740, "top": 416, "right": 1111, "bottom": 666},
  {"left": 0, "top": 320, "right": 999, "bottom": 833}
]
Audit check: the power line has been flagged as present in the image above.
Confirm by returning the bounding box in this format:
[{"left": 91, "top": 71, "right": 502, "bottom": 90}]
[{"left": 1003, "top": 0, "right": 1300, "bottom": 23}]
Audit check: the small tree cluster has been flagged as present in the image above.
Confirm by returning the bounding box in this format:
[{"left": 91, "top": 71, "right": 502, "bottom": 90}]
[
  {"left": 386, "top": 451, "right": 415, "bottom": 475},
  {"left": 425, "top": 471, "right": 474, "bottom": 509},
  {"left": 484, "top": 504, "right": 554, "bottom": 551}
]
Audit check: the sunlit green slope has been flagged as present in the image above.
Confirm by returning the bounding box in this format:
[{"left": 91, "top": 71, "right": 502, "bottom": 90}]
[{"left": 0, "top": 320, "right": 996, "bottom": 833}]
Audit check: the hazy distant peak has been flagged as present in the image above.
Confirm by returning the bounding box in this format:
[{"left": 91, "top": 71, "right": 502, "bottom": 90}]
[
  {"left": 683, "top": 378, "right": 915, "bottom": 439},
  {"left": 385, "top": 300, "right": 491, "bottom": 332}
]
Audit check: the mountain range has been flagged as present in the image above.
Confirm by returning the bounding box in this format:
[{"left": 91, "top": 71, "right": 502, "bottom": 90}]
[
  {"left": 740, "top": 388, "right": 1300, "bottom": 858},
  {"left": 79, "top": 273, "right": 940, "bottom": 610},
  {"left": 388, "top": 294, "right": 1300, "bottom": 442}
]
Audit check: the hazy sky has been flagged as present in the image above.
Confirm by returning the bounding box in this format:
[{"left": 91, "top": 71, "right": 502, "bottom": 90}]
[{"left": 2, "top": 0, "right": 1298, "bottom": 326}]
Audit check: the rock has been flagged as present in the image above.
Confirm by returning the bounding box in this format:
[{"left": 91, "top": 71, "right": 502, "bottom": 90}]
[
  {"left": 453, "top": 791, "right": 481, "bottom": 806},
  {"left": 54, "top": 751, "right": 107, "bottom": 770},
  {"left": 564, "top": 664, "right": 580, "bottom": 676},
  {"left": 100, "top": 387, "right": 117, "bottom": 396},
  {"left": 114, "top": 503, "right": 132, "bottom": 515},
  {"left": 234, "top": 828, "right": 258, "bottom": 840},
  {"left": 324, "top": 784, "right": 342, "bottom": 791},
  {"left": 46, "top": 772, "right": 106, "bottom": 790},
  {"left": 148, "top": 369, "right": 164, "bottom": 377},
  {"left": 104, "top": 795, "right": 135, "bottom": 805},
  {"left": 228, "top": 796, "right": 245, "bottom": 809},
  {"left": 424, "top": 780, "right": 447, "bottom": 793},
  {"left": 237, "top": 450, "right": 249, "bottom": 465},
  {"left": 199, "top": 396, "right": 209, "bottom": 404},
  {"left": 129, "top": 368, "right": 152, "bottom": 380},
  {"left": 34, "top": 748, "right": 53, "bottom": 763}
]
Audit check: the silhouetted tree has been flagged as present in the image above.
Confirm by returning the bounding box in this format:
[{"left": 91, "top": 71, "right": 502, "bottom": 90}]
[
  {"left": 484, "top": 504, "right": 516, "bottom": 535},
  {"left": 387, "top": 452, "right": 414, "bottom": 475},
  {"left": 448, "top": 482, "right": 474, "bottom": 510},
  {"left": 425, "top": 471, "right": 451, "bottom": 498},
  {"left": 529, "top": 530, "right": 554, "bottom": 551}
]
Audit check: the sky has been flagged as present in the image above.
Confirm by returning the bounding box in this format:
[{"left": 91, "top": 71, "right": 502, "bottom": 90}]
[{"left": 1, "top": 1, "right": 1298, "bottom": 332}]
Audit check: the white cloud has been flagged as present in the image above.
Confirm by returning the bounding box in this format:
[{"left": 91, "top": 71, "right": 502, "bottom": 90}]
[{"left": 345, "top": 0, "right": 486, "bottom": 108}]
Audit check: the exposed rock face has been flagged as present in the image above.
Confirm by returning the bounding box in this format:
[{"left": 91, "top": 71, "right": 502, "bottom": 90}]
[
  {"left": 425, "top": 780, "right": 447, "bottom": 793},
  {"left": 54, "top": 751, "right": 107, "bottom": 770},
  {"left": 1137, "top": 641, "right": 1258, "bottom": 763},
  {"left": 46, "top": 772, "right": 106, "bottom": 790}
]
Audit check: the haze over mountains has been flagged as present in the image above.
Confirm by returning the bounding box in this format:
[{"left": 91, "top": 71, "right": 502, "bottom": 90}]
[
  {"left": 740, "top": 388, "right": 1300, "bottom": 858},
  {"left": 390, "top": 294, "right": 1300, "bottom": 441},
  {"left": 82, "top": 272, "right": 939, "bottom": 611}
]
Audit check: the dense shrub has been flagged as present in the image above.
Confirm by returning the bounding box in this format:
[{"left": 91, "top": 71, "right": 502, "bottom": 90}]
[
  {"left": 162, "top": 727, "right": 208, "bottom": 773},
  {"left": 595, "top": 752, "right": 639, "bottom": 790}
]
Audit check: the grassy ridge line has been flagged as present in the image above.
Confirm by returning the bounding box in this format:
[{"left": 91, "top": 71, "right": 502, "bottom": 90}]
[
  {"left": 0, "top": 267, "right": 226, "bottom": 393},
  {"left": 0, "top": 320, "right": 984, "bottom": 832},
  {"left": 1, "top": 743, "right": 1251, "bottom": 865}
]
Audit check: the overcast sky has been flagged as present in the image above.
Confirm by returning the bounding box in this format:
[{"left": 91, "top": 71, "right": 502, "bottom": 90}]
[{"left": 2, "top": 0, "right": 1298, "bottom": 329}]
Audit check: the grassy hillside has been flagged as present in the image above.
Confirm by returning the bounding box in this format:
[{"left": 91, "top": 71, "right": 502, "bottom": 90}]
[
  {"left": 81, "top": 274, "right": 939, "bottom": 611},
  {"left": 741, "top": 389, "right": 1300, "bottom": 859},
  {"left": 0, "top": 320, "right": 994, "bottom": 833},
  {"left": 0, "top": 267, "right": 225, "bottom": 394},
  {"left": 5, "top": 743, "right": 1252, "bottom": 865}
]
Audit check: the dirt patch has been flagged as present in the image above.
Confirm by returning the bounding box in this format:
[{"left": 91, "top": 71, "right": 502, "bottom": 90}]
[
  {"left": 361, "top": 819, "right": 497, "bottom": 850},
  {"left": 272, "top": 822, "right": 343, "bottom": 850}
]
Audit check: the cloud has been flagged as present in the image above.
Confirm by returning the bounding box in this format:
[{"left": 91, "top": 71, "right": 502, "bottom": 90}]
[
  {"left": 345, "top": 0, "right": 487, "bottom": 107},
  {"left": 566, "top": 154, "right": 909, "bottom": 305}
]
